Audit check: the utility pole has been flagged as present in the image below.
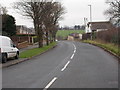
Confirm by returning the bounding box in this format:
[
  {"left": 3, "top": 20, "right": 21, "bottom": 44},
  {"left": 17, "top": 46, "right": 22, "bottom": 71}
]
[
  {"left": 88, "top": 5, "right": 92, "bottom": 22},
  {"left": 84, "top": 17, "right": 88, "bottom": 33},
  {"left": 0, "top": 7, "right": 2, "bottom": 35},
  {"left": 88, "top": 5, "right": 93, "bottom": 40}
]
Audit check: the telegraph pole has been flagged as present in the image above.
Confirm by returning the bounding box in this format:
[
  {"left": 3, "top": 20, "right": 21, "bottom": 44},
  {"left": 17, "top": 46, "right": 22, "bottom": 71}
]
[
  {"left": 0, "top": 7, "right": 2, "bottom": 35},
  {"left": 88, "top": 5, "right": 93, "bottom": 40},
  {"left": 88, "top": 5, "right": 92, "bottom": 22}
]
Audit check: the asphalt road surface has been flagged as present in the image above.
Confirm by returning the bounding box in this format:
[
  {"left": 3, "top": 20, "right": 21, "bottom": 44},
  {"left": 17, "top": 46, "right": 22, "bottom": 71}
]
[{"left": 3, "top": 41, "right": 118, "bottom": 89}]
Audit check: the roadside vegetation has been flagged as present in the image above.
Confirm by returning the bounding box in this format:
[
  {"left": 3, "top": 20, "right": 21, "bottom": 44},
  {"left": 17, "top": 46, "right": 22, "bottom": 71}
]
[
  {"left": 83, "top": 40, "right": 119, "bottom": 57},
  {"left": 0, "top": 6, "right": 16, "bottom": 36},
  {"left": 57, "top": 30, "right": 85, "bottom": 39},
  {"left": 20, "top": 42, "right": 57, "bottom": 58},
  {"left": 82, "top": 0, "right": 120, "bottom": 58}
]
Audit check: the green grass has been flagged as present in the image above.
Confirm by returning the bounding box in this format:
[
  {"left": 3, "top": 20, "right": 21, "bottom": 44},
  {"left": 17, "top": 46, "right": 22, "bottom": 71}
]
[
  {"left": 57, "top": 30, "right": 85, "bottom": 38},
  {"left": 83, "top": 40, "right": 119, "bottom": 56},
  {"left": 20, "top": 42, "right": 57, "bottom": 58}
]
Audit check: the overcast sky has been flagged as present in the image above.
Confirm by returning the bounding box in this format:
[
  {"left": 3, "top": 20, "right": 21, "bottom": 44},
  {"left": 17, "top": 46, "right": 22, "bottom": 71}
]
[{"left": 0, "top": 0, "right": 109, "bottom": 28}]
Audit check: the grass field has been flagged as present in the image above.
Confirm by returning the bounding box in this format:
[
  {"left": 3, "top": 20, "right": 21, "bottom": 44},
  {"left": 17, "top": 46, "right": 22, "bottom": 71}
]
[{"left": 56, "top": 30, "right": 85, "bottom": 38}]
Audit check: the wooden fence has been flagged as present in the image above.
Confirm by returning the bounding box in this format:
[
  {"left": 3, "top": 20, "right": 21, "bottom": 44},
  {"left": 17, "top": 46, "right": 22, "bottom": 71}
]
[{"left": 10, "top": 36, "right": 33, "bottom": 49}]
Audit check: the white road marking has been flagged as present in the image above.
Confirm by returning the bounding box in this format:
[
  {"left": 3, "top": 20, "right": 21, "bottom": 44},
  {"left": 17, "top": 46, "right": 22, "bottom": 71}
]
[
  {"left": 74, "top": 49, "right": 76, "bottom": 53},
  {"left": 73, "top": 43, "right": 76, "bottom": 50},
  {"left": 44, "top": 43, "right": 76, "bottom": 89},
  {"left": 75, "top": 47, "right": 76, "bottom": 50},
  {"left": 44, "top": 77, "right": 57, "bottom": 90},
  {"left": 61, "top": 61, "right": 70, "bottom": 71},
  {"left": 70, "top": 53, "right": 75, "bottom": 59},
  {"left": 70, "top": 43, "right": 76, "bottom": 59}
]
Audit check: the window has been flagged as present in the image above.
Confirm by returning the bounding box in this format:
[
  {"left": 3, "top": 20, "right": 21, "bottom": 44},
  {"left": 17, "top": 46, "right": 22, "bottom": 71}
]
[{"left": 10, "top": 40, "right": 14, "bottom": 47}]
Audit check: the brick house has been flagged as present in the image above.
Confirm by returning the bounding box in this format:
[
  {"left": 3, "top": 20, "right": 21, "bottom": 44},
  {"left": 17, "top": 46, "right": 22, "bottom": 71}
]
[{"left": 16, "top": 25, "right": 35, "bottom": 35}]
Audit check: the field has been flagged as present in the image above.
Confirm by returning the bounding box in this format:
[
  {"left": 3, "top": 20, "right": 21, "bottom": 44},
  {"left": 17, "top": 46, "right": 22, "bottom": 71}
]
[{"left": 56, "top": 30, "right": 85, "bottom": 38}]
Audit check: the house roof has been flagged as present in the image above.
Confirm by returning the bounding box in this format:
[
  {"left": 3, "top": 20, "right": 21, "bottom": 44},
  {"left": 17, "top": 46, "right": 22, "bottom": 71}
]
[
  {"left": 88, "top": 21, "right": 110, "bottom": 24},
  {"left": 87, "top": 21, "right": 113, "bottom": 30}
]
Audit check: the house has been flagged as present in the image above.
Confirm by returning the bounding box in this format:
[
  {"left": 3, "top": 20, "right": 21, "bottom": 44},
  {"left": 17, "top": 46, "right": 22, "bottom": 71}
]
[
  {"left": 67, "top": 36, "right": 74, "bottom": 41},
  {"left": 85, "top": 21, "right": 114, "bottom": 33},
  {"left": 16, "top": 25, "right": 35, "bottom": 35},
  {"left": 68, "top": 33, "right": 83, "bottom": 40},
  {"left": 69, "top": 33, "right": 80, "bottom": 38}
]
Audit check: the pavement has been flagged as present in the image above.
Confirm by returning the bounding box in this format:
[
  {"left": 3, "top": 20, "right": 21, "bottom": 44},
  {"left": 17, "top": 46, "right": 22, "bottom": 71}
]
[
  {"left": 2, "top": 41, "right": 118, "bottom": 89},
  {"left": 19, "top": 43, "right": 38, "bottom": 53},
  {"left": 1, "top": 43, "right": 38, "bottom": 68},
  {"left": 2, "top": 43, "right": 56, "bottom": 68}
]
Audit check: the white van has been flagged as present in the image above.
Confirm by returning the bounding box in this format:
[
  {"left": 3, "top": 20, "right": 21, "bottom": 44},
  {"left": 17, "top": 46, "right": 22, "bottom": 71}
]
[{"left": 0, "top": 36, "right": 19, "bottom": 63}]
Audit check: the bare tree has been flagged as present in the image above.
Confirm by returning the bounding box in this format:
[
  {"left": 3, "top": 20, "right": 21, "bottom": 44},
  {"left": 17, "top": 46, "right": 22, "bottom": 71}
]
[
  {"left": 14, "top": 0, "right": 65, "bottom": 47},
  {"left": 14, "top": 0, "right": 47, "bottom": 48},
  {"left": 43, "top": 1, "right": 65, "bottom": 45},
  {"left": 50, "top": 2, "right": 65, "bottom": 42},
  {"left": 43, "top": 2, "right": 54, "bottom": 45},
  {"left": 105, "top": 0, "right": 120, "bottom": 26}
]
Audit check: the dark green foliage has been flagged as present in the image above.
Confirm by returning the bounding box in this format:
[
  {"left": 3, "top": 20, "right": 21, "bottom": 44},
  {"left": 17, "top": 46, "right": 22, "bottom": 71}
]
[{"left": 2, "top": 14, "right": 16, "bottom": 36}]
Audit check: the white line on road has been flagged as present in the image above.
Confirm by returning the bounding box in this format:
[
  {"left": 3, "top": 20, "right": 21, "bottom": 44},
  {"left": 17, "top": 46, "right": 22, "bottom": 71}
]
[
  {"left": 70, "top": 53, "right": 75, "bottom": 59},
  {"left": 74, "top": 49, "right": 76, "bottom": 53},
  {"left": 44, "top": 77, "right": 57, "bottom": 90},
  {"left": 70, "top": 43, "right": 76, "bottom": 59},
  {"left": 61, "top": 61, "right": 70, "bottom": 71},
  {"left": 73, "top": 43, "right": 76, "bottom": 50}
]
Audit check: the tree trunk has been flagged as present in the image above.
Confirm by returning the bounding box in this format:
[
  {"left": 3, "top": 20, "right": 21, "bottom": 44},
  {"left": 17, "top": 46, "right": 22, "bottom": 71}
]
[
  {"left": 38, "top": 32, "right": 43, "bottom": 48},
  {"left": 36, "top": 24, "right": 43, "bottom": 48},
  {"left": 53, "top": 35, "right": 56, "bottom": 42},
  {"left": 46, "top": 31, "right": 49, "bottom": 46},
  {"left": 50, "top": 33, "right": 53, "bottom": 43}
]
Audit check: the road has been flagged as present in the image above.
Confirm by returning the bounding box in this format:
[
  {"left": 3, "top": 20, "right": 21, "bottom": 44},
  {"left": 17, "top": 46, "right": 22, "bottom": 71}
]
[{"left": 3, "top": 41, "right": 118, "bottom": 89}]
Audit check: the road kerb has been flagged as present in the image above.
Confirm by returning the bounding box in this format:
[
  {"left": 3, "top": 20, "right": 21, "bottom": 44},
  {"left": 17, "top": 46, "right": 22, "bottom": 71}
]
[
  {"left": 86, "top": 43, "right": 120, "bottom": 61},
  {"left": 2, "top": 45, "right": 57, "bottom": 68}
]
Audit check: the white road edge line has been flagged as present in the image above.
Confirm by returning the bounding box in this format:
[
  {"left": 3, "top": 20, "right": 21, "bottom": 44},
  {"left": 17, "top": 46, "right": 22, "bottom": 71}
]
[
  {"left": 61, "top": 61, "right": 70, "bottom": 71},
  {"left": 44, "top": 77, "right": 57, "bottom": 90}
]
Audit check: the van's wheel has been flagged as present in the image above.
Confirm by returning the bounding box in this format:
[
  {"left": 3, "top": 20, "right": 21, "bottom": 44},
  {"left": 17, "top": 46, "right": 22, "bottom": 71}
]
[
  {"left": 2, "top": 54, "right": 7, "bottom": 63},
  {"left": 15, "top": 53, "right": 19, "bottom": 59}
]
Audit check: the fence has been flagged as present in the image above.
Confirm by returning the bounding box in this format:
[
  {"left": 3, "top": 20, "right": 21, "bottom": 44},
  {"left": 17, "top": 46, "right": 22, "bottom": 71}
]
[
  {"left": 10, "top": 36, "right": 33, "bottom": 48},
  {"left": 82, "top": 33, "right": 91, "bottom": 40},
  {"left": 96, "top": 27, "right": 119, "bottom": 45},
  {"left": 82, "top": 27, "right": 120, "bottom": 45}
]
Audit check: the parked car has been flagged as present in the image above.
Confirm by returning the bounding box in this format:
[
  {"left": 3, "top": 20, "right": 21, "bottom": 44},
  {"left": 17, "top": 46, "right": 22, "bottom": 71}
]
[{"left": 0, "top": 36, "right": 19, "bottom": 63}]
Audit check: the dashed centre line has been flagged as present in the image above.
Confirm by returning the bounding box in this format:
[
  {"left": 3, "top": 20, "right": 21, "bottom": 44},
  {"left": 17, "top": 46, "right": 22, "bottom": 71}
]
[
  {"left": 73, "top": 43, "right": 76, "bottom": 50},
  {"left": 61, "top": 61, "right": 71, "bottom": 71},
  {"left": 70, "top": 53, "right": 75, "bottom": 59},
  {"left": 74, "top": 49, "right": 76, "bottom": 53},
  {"left": 70, "top": 43, "right": 76, "bottom": 60},
  {"left": 44, "top": 77, "right": 57, "bottom": 90},
  {"left": 44, "top": 43, "right": 77, "bottom": 89}
]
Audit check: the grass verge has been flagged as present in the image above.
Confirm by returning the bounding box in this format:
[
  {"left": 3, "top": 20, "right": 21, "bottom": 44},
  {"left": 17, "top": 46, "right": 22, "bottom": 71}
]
[
  {"left": 20, "top": 42, "right": 57, "bottom": 58},
  {"left": 83, "top": 40, "right": 119, "bottom": 57}
]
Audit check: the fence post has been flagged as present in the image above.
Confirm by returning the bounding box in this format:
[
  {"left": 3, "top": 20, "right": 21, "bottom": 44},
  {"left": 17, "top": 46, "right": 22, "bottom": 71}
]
[{"left": 32, "top": 37, "right": 34, "bottom": 44}]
